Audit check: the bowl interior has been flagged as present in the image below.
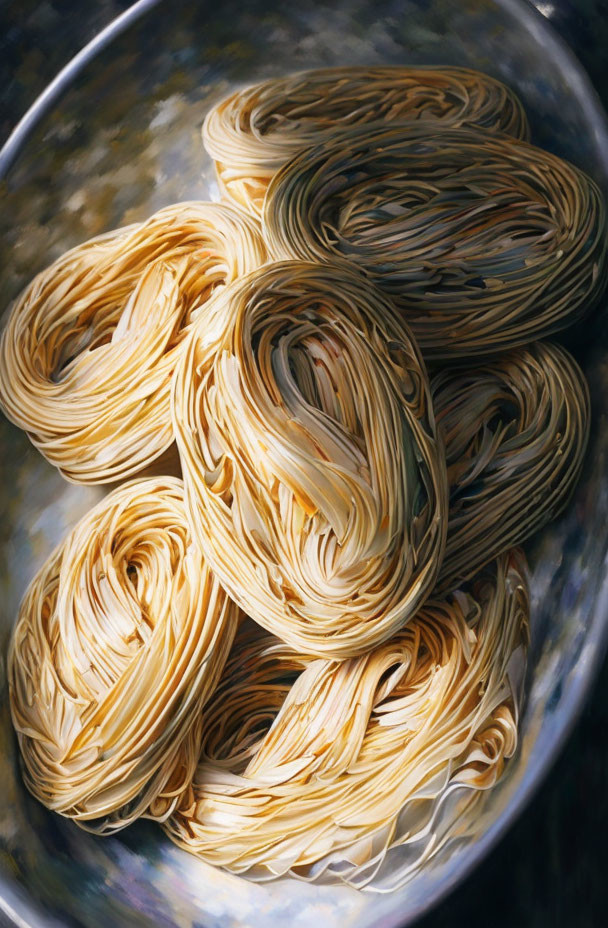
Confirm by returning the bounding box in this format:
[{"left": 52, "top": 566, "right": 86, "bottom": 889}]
[{"left": 1, "top": 1, "right": 608, "bottom": 926}]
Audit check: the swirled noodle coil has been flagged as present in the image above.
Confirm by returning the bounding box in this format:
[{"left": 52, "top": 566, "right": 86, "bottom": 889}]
[
  {"left": 0, "top": 202, "right": 266, "bottom": 483},
  {"left": 165, "top": 551, "right": 528, "bottom": 889},
  {"left": 173, "top": 260, "right": 448, "bottom": 658},
  {"left": 433, "top": 341, "right": 590, "bottom": 589},
  {"left": 264, "top": 123, "right": 607, "bottom": 359},
  {"left": 203, "top": 65, "right": 529, "bottom": 215},
  {"left": 8, "top": 476, "right": 240, "bottom": 833}
]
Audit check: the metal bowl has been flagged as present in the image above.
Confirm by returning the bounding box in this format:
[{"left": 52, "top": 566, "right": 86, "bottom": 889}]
[{"left": 1, "top": 1, "right": 607, "bottom": 925}]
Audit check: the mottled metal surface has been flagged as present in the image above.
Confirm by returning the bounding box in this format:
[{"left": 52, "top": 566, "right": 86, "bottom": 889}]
[{"left": 1, "top": 1, "right": 607, "bottom": 926}]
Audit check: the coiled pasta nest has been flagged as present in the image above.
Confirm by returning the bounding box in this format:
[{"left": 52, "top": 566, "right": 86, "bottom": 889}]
[
  {"left": 173, "top": 260, "right": 448, "bottom": 658},
  {"left": 264, "top": 123, "right": 607, "bottom": 359},
  {"left": 165, "top": 551, "right": 528, "bottom": 888},
  {"left": 0, "top": 202, "right": 266, "bottom": 484},
  {"left": 8, "top": 477, "right": 240, "bottom": 833},
  {"left": 433, "top": 341, "right": 590, "bottom": 590},
  {"left": 203, "top": 66, "right": 530, "bottom": 215}
]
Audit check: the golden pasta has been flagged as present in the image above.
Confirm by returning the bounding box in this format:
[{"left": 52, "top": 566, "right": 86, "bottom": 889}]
[
  {"left": 203, "top": 65, "right": 530, "bottom": 215},
  {"left": 264, "top": 123, "right": 607, "bottom": 359},
  {"left": 8, "top": 476, "right": 240, "bottom": 833},
  {"left": 172, "top": 260, "right": 448, "bottom": 658},
  {"left": 0, "top": 201, "right": 266, "bottom": 483},
  {"left": 433, "top": 341, "right": 590, "bottom": 590},
  {"left": 6, "top": 61, "right": 602, "bottom": 889},
  {"left": 164, "top": 551, "right": 528, "bottom": 888}
]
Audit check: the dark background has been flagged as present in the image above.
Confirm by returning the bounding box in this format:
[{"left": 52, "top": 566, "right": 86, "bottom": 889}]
[{"left": 0, "top": 1, "right": 607, "bottom": 926}]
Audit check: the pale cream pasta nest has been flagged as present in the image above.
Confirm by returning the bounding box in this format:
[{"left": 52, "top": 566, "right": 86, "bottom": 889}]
[
  {"left": 203, "top": 65, "right": 530, "bottom": 215},
  {"left": 264, "top": 122, "right": 607, "bottom": 360},
  {"left": 433, "top": 341, "right": 590, "bottom": 590},
  {"left": 172, "top": 260, "right": 448, "bottom": 658},
  {"left": 164, "top": 551, "right": 528, "bottom": 889},
  {"left": 8, "top": 476, "right": 240, "bottom": 834},
  {"left": 0, "top": 201, "right": 266, "bottom": 484}
]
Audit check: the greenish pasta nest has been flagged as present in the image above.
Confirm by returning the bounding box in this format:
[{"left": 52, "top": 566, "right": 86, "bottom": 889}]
[
  {"left": 433, "top": 341, "right": 590, "bottom": 590},
  {"left": 203, "top": 65, "right": 529, "bottom": 215},
  {"left": 264, "top": 122, "right": 607, "bottom": 359}
]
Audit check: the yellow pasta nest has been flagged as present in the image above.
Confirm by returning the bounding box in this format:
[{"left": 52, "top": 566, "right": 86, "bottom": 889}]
[
  {"left": 172, "top": 260, "right": 448, "bottom": 658},
  {"left": 203, "top": 65, "right": 530, "bottom": 215},
  {"left": 165, "top": 551, "right": 528, "bottom": 887},
  {"left": 434, "top": 341, "right": 590, "bottom": 590},
  {"left": 264, "top": 123, "right": 607, "bottom": 359},
  {"left": 8, "top": 476, "right": 240, "bottom": 833},
  {"left": 0, "top": 202, "right": 266, "bottom": 484}
]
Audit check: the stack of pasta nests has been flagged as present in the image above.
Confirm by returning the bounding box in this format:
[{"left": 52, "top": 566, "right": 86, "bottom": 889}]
[{"left": 1, "top": 66, "right": 605, "bottom": 891}]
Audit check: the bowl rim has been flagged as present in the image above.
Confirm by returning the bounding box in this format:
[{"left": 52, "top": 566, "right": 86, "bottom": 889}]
[{"left": 1, "top": 1, "right": 607, "bottom": 926}]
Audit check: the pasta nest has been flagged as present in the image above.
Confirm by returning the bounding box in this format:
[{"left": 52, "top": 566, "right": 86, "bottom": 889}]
[
  {"left": 8, "top": 476, "right": 240, "bottom": 833},
  {"left": 203, "top": 65, "right": 530, "bottom": 215},
  {"left": 165, "top": 551, "right": 528, "bottom": 888},
  {"left": 264, "top": 123, "right": 607, "bottom": 359},
  {"left": 0, "top": 201, "right": 266, "bottom": 483},
  {"left": 173, "top": 260, "right": 448, "bottom": 658},
  {"left": 434, "top": 341, "right": 590, "bottom": 590}
]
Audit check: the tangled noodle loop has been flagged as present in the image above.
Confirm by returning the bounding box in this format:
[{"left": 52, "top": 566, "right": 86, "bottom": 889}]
[
  {"left": 203, "top": 66, "right": 530, "bottom": 215},
  {"left": 8, "top": 477, "right": 240, "bottom": 833},
  {"left": 433, "top": 341, "right": 590, "bottom": 589},
  {"left": 0, "top": 202, "right": 266, "bottom": 483},
  {"left": 264, "top": 123, "right": 607, "bottom": 359},
  {"left": 173, "top": 260, "right": 448, "bottom": 658},
  {"left": 165, "top": 551, "right": 528, "bottom": 888}
]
